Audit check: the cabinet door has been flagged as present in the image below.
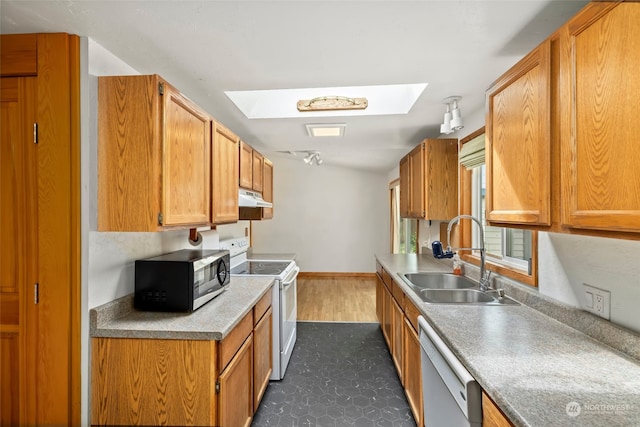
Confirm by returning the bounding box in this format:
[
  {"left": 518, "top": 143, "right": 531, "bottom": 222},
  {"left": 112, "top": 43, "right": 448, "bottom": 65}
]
[
  {"left": 381, "top": 282, "right": 392, "bottom": 348},
  {"left": 218, "top": 335, "right": 253, "bottom": 427},
  {"left": 399, "top": 155, "right": 410, "bottom": 218},
  {"left": 262, "top": 158, "right": 274, "bottom": 219},
  {"left": 482, "top": 392, "right": 514, "bottom": 427},
  {"left": 408, "top": 144, "right": 424, "bottom": 218},
  {"left": 559, "top": 3, "right": 640, "bottom": 233},
  {"left": 486, "top": 40, "right": 552, "bottom": 226},
  {"left": 253, "top": 307, "right": 272, "bottom": 411},
  {"left": 162, "top": 82, "right": 211, "bottom": 226},
  {"left": 212, "top": 122, "right": 239, "bottom": 224},
  {"left": 375, "top": 274, "right": 384, "bottom": 325},
  {"left": 403, "top": 317, "right": 423, "bottom": 427},
  {"left": 239, "top": 141, "right": 253, "bottom": 189},
  {"left": 391, "top": 296, "right": 403, "bottom": 382},
  {"left": 252, "top": 150, "right": 264, "bottom": 192},
  {"left": 425, "top": 138, "right": 459, "bottom": 221}
]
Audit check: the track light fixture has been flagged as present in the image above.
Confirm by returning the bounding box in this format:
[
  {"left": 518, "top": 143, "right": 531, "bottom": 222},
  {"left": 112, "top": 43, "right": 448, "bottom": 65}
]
[
  {"left": 303, "top": 151, "right": 323, "bottom": 166},
  {"left": 440, "top": 96, "right": 463, "bottom": 135}
]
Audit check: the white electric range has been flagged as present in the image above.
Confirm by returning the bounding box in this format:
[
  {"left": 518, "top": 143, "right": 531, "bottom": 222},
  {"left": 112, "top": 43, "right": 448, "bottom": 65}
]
[{"left": 219, "top": 237, "right": 298, "bottom": 380}]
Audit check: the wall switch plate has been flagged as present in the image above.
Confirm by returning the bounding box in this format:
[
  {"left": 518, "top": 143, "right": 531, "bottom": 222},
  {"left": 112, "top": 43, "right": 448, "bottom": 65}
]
[{"left": 582, "top": 283, "right": 610, "bottom": 320}]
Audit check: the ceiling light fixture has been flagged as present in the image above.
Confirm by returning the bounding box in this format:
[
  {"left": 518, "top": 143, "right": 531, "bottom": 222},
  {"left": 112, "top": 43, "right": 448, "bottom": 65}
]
[
  {"left": 303, "top": 151, "right": 323, "bottom": 166},
  {"left": 305, "top": 123, "right": 347, "bottom": 137},
  {"left": 297, "top": 96, "right": 368, "bottom": 112},
  {"left": 440, "top": 96, "right": 463, "bottom": 135}
]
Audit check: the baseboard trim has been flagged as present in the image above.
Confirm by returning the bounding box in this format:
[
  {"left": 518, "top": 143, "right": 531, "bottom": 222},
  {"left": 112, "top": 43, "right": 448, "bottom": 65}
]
[{"left": 297, "top": 272, "right": 376, "bottom": 279}]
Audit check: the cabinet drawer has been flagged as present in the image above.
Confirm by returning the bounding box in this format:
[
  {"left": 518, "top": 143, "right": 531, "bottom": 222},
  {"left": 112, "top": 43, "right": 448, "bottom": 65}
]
[
  {"left": 392, "top": 282, "right": 405, "bottom": 307},
  {"left": 253, "top": 289, "right": 272, "bottom": 326},
  {"left": 219, "top": 311, "right": 253, "bottom": 371},
  {"left": 381, "top": 269, "right": 393, "bottom": 289},
  {"left": 404, "top": 297, "right": 421, "bottom": 332}
]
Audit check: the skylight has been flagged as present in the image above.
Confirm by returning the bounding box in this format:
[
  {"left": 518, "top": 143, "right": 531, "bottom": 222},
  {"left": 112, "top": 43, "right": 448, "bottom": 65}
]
[{"left": 225, "top": 83, "right": 428, "bottom": 119}]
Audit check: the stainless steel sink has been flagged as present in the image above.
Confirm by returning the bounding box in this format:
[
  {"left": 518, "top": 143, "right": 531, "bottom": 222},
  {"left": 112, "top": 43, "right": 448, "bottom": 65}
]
[
  {"left": 402, "top": 272, "right": 475, "bottom": 290},
  {"left": 418, "top": 289, "right": 519, "bottom": 305},
  {"left": 420, "top": 289, "right": 495, "bottom": 303},
  {"left": 399, "top": 272, "right": 520, "bottom": 305}
]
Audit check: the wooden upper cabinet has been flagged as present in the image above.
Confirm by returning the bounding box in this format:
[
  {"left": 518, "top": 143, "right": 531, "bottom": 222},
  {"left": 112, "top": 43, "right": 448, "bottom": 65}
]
[
  {"left": 239, "top": 141, "right": 253, "bottom": 189},
  {"left": 399, "top": 155, "right": 410, "bottom": 218},
  {"left": 399, "top": 139, "right": 458, "bottom": 221},
  {"left": 486, "top": 39, "right": 552, "bottom": 226},
  {"left": 212, "top": 122, "right": 239, "bottom": 224},
  {"left": 409, "top": 144, "right": 424, "bottom": 218},
  {"left": 559, "top": 2, "right": 640, "bottom": 233},
  {"left": 252, "top": 150, "right": 264, "bottom": 192},
  {"left": 98, "top": 74, "right": 211, "bottom": 231},
  {"left": 262, "top": 158, "right": 274, "bottom": 219}
]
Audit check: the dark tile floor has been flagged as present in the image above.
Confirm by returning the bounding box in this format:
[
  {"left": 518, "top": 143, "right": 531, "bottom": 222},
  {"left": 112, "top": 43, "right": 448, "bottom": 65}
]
[{"left": 252, "top": 322, "right": 417, "bottom": 427}]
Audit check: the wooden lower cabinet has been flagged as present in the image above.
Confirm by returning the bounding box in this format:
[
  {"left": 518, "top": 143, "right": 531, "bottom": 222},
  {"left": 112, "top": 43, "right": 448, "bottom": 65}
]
[
  {"left": 375, "top": 274, "right": 384, "bottom": 325},
  {"left": 376, "top": 264, "right": 423, "bottom": 426},
  {"left": 403, "top": 317, "right": 423, "bottom": 427},
  {"left": 253, "top": 307, "right": 272, "bottom": 411},
  {"left": 91, "top": 338, "right": 218, "bottom": 426},
  {"left": 218, "top": 335, "right": 253, "bottom": 427},
  {"left": 91, "top": 297, "right": 272, "bottom": 426},
  {"left": 391, "top": 296, "right": 404, "bottom": 381},
  {"left": 482, "top": 392, "right": 515, "bottom": 427}
]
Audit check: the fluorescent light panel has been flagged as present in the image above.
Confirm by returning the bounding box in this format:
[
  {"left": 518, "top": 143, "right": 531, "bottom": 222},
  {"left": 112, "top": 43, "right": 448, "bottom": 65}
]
[
  {"left": 225, "top": 83, "right": 428, "bottom": 119},
  {"left": 305, "top": 123, "right": 346, "bottom": 137}
]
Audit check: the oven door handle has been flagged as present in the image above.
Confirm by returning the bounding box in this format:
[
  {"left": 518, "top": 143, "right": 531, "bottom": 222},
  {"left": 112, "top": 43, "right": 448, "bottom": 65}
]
[{"left": 281, "top": 266, "right": 300, "bottom": 288}]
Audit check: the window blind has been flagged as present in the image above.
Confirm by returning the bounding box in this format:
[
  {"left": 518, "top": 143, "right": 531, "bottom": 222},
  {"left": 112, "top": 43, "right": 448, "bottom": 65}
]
[{"left": 459, "top": 133, "right": 485, "bottom": 169}]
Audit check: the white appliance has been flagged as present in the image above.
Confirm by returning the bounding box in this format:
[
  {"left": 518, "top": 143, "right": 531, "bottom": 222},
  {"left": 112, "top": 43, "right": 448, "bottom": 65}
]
[
  {"left": 418, "top": 315, "right": 482, "bottom": 427},
  {"left": 219, "top": 237, "right": 298, "bottom": 380}
]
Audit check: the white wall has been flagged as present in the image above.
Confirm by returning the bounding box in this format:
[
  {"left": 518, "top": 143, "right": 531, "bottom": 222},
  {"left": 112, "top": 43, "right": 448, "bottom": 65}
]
[{"left": 251, "top": 156, "right": 389, "bottom": 272}]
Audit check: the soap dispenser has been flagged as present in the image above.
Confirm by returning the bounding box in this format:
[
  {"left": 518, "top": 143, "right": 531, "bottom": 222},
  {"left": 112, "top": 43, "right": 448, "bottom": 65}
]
[{"left": 452, "top": 253, "right": 462, "bottom": 275}]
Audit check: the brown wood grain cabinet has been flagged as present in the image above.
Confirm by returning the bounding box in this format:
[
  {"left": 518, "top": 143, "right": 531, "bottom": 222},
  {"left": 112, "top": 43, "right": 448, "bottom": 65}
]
[
  {"left": 91, "top": 294, "right": 272, "bottom": 426},
  {"left": 559, "top": 2, "right": 640, "bottom": 234},
  {"left": 218, "top": 335, "right": 254, "bottom": 427},
  {"left": 399, "top": 138, "right": 458, "bottom": 221},
  {"left": 98, "top": 74, "right": 211, "bottom": 231},
  {"left": 399, "top": 155, "right": 410, "bottom": 217},
  {"left": 261, "top": 158, "right": 274, "bottom": 219},
  {"left": 391, "top": 296, "right": 404, "bottom": 382},
  {"left": 239, "top": 140, "right": 254, "bottom": 189},
  {"left": 253, "top": 306, "right": 272, "bottom": 411},
  {"left": 252, "top": 149, "right": 264, "bottom": 192},
  {"left": 211, "top": 121, "right": 240, "bottom": 224},
  {"left": 486, "top": 40, "right": 552, "bottom": 226},
  {"left": 375, "top": 264, "right": 423, "bottom": 426},
  {"left": 403, "top": 315, "right": 423, "bottom": 427},
  {"left": 239, "top": 141, "right": 275, "bottom": 221},
  {"left": 482, "top": 392, "right": 515, "bottom": 427},
  {"left": 486, "top": 2, "right": 640, "bottom": 239}
]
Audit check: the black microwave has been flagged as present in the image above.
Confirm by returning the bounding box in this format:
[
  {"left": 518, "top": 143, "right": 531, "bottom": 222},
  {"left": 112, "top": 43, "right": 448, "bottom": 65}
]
[{"left": 134, "top": 249, "right": 230, "bottom": 312}]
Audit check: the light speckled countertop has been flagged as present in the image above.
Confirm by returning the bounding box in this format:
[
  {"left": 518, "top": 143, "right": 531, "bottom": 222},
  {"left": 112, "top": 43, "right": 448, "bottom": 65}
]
[
  {"left": 375, "top": 253, "right": 640, "bottom": 427},
  {"left": 90, "top": 276, "right": 274, "bottom": 341}
]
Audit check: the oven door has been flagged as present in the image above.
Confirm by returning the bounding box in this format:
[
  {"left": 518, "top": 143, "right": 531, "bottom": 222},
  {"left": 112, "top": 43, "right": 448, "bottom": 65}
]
[{"left": 280, "top": 265, "right": 299, "bottom": 354}]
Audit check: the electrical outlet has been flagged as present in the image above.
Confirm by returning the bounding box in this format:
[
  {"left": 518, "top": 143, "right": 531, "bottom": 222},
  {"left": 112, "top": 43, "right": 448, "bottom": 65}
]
[{"left": 582, "top": 283, "right": 610, "bottom": 320}]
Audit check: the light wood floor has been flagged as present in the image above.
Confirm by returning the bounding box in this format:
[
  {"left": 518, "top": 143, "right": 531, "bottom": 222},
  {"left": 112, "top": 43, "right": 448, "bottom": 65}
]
[{"left": 297, "top": 276, "right": 377, "bottom": 322}]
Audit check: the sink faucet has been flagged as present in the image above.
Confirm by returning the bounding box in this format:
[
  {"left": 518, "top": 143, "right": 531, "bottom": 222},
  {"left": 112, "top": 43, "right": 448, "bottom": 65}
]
[{"left": 432, "top": 214, "right": 492, "bottom": 292}]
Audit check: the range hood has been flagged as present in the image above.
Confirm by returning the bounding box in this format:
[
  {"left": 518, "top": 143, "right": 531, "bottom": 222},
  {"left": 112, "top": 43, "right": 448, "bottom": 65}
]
[{"left": 238, "top": 189, "right": 272, "bottom": 208}]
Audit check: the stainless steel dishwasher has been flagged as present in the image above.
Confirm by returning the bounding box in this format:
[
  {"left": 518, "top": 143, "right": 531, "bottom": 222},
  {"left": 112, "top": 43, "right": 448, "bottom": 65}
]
[{"left": 418, "top": 316, "right": 482, "bottom": 427}]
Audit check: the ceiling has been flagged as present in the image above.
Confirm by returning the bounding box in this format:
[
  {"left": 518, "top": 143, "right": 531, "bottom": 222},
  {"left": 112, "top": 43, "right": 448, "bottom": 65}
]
[{"left": 1, "top": 0, "right": 588, "bottom": 172}]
